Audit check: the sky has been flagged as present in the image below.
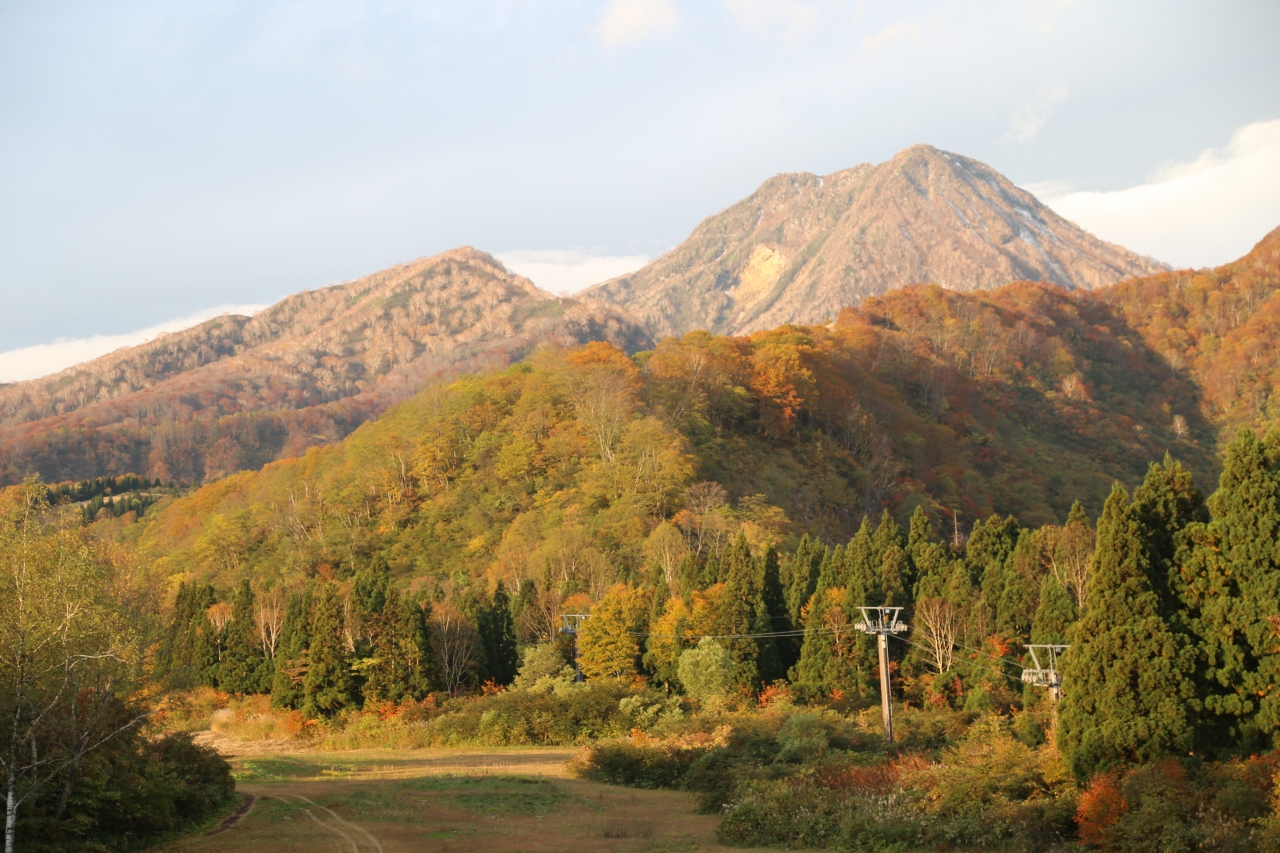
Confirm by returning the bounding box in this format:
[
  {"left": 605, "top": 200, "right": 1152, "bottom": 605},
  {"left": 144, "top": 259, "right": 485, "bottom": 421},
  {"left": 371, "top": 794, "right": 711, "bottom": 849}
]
[{"left": 1, "top": 0, "right": 1278, "bottom": 382}]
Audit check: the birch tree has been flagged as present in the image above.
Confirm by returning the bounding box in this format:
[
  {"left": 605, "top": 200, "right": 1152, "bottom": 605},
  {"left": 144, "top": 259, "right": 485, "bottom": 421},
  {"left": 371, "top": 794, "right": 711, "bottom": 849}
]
[{"left": 0, "top": 480, "right": 143, "bottom": 853}]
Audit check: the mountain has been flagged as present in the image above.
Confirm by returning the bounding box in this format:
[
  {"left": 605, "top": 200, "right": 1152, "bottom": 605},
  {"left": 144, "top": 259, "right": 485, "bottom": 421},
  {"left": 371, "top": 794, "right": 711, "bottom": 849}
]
[
  {"left": 587, "top": 144, "right": 1168, "bottom": 338},
  {"left": 115, "top": 227, "right": 1280, "bottom": 598},
  {"left": 0, "top": 248, "right": 649, "bottom": 486}
]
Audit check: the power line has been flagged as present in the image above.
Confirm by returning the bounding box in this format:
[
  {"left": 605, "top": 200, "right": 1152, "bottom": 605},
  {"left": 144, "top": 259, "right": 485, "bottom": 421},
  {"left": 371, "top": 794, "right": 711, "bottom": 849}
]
[{"left": 893, "top": 633, "right": 1026, "bottom": 687}]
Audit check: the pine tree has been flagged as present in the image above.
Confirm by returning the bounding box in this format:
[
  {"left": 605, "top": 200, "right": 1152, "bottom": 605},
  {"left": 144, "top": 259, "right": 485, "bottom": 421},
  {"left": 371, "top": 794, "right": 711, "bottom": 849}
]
[
  {"left": 720, "top": 533, "right": 768, "bottom": 692},
  {"left": 476, "top": 583, "right": 519, "bottom": 686},
  {"left": 872, "top": 509, "right": 912, "bottom": 600},
  {"left": 1181, "top": 428, "right": 1280, "bottom": 746},
  {"left": 1131, "top": 453, "right": 1207, "bottom": 619},
  {"left": 756, "top": 546, "right": 789, "bottom": 683},
  {"left": 364, "top": 588, "right": 435, "bottom": 704},
  {"left": 1058, "top": 483, "right": 1198, "bottom": 780},
  {"left": 165, "top": 582, "right": 219, "bottom": 689},
  {"left": 218, "top": 580, "right": 271, "bottom": 694},
  {"left": 998, "top": 530, "right": 1046, "bottom": 640},
  {"left": 271, "top": 589, "right": 311, "bottom": 710},
  {"left": 782, "top": 535, "right": 826, "bottom": 632},
  {"left": 1030, "top": 574, "right": 1077, "bottom": 645},
  {"left": 302, "top": 583, "right": 355, "bottom": 717}
]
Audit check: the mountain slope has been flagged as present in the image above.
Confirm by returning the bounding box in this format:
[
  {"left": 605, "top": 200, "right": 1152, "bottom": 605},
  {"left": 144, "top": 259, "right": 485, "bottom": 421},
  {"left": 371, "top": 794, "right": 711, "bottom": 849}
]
[
  {"left": 588, "top": 144, "right": 1168, "bottom": 338},
  {"left": 0, "top": 248, "right": 649, "bottom": 485},
  {"left": 104, "top": 227, "right": 1279, "bottom": 599}
]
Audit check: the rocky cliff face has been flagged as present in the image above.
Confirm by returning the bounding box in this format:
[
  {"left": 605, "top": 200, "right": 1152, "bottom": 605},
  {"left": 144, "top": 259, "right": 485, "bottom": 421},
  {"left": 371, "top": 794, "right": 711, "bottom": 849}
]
[
  {"left": 588, "top": 144, "right": 1168, "bottom": 338},
  {"left": 0, "top": 247, "right": 649, "bottom": 484}
]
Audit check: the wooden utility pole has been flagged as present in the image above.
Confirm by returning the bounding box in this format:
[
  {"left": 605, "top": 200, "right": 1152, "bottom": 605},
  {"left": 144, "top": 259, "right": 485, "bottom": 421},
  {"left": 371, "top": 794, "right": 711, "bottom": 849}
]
[{"left": 856, "top": 607, "right": 906, "bottom": 744}]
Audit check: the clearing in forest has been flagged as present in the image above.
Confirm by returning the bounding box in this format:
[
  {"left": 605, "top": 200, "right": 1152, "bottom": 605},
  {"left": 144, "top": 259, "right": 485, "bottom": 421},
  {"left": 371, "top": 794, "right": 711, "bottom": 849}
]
[{"left": 158, "top": 746, "right": 771, "bottom": 853}]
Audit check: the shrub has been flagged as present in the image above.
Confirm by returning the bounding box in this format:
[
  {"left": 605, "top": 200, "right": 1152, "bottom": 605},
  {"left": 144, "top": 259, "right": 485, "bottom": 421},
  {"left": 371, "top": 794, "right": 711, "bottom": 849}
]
[
  {"left": 719, "top": 779, "right": 848, "bottom": 848},
  {"left": 573, "top": 726, "right": 732, "bottom": 788}
]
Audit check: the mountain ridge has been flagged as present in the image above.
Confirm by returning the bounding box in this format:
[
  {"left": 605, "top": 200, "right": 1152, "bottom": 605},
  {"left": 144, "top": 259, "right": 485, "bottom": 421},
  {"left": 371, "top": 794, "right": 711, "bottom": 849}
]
[
  {"left": 0, "top": 247, "right": 649, "bottom": 485},
  {"left": 588, "top": 144, "right": 1169, "bottom": 338}
]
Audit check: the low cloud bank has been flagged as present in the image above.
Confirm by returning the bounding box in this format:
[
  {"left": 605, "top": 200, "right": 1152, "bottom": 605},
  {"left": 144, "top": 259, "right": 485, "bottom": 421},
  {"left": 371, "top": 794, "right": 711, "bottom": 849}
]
[
  {"left": 0, "top": 304, "right": 269, "bottom": 384},
  {"left": 497, "top": 249, "right": 651, "bottom": 296},
  {"left": 1028, "top": 119, "right": 1280, "bottom": 269}
]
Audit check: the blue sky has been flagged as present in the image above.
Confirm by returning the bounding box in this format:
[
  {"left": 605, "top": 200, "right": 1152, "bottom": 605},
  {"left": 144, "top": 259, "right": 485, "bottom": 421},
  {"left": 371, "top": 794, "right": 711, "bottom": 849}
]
[{"left": 1, "top": 0, "right": 1278, "bottom": 380}]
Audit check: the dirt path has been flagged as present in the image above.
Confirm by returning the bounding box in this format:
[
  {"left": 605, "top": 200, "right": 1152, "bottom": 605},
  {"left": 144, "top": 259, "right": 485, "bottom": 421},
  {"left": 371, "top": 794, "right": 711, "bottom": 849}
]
[
  {"left": 157, "top": 743, "right": 770, "bottom": 853},
  {"left": 204, "top": 793, "right": 256, "bottom": 837}
]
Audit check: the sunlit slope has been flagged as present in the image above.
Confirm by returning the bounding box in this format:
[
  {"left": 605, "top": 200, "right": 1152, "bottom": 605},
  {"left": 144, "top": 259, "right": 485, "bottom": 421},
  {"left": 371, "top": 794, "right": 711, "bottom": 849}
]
[{"left": 588, "top": 144, "right": 1168, "bottom": 338}]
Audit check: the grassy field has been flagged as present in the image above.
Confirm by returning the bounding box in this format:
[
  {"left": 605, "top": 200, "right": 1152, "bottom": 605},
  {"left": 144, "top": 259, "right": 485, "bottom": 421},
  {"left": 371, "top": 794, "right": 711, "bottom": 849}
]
[{"left": 157, "top": 745, "right": 771, "bottom": 853}]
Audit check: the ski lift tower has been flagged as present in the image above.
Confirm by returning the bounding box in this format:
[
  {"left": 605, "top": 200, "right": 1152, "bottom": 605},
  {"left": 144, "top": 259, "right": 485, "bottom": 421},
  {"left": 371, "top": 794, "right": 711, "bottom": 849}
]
[
  {"left": 855, "top": 606, "right": 907, "bottom": 744},
  {"left": 1021, "top": 644, "right": 1068, "bottom": 702},
  {"left": 560, "top": 614, "right": 589, "bottom": 682}
]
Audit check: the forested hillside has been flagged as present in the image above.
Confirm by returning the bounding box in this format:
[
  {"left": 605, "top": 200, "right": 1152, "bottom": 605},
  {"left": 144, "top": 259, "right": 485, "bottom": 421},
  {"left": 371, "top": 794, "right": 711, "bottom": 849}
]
[
  {"left": 0, "top": 248, "right": 647, "bottom": 487},
  {"left": 113, "top": 227, "right": 1280, "bottom": 600}
]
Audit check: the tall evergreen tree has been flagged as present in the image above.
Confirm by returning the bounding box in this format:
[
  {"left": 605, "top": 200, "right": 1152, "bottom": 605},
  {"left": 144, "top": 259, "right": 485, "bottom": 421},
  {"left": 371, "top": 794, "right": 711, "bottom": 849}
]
[
  {"left": 165, "top": 582, "right": 218, "bottom": 689},
  {"left": 1030, "top": 574, "right": 1077, "bottom": 645},
  {"left": 756, "top": 546, "right": 789, "bottom": 682},
  {"left": 1058, "top": 483, "right": 1198, "bottom": 780},
  {"left": 476, "top": 583, "right": 520, "bottom": 686},
  {"left": 997, "top": 530, "right": 1047, "bottom": 640},
  {"left": 364, "top": 588, "right": 435, "bottom": 703},
  {"left": 782, "top": 535, "right": 826, "bottom": 632},
  {"left": 752, "top": 548, "right": 793, "bottom": 676},
  {"left": 302, "top": 583, "right": 356, "bottom": 717},
  {"left": 719, "top": 534, "right": 768, "bottom": 691},
  {"left": 218, "top": 579, "right": 271, "bottom": 694},
  {"left": 271, "top": 589, "right": 311, "bottom": 709},
  {"left": 1180, "top": 428, "right": 1280, "bottom": 747},
  {"left": 1131, "top": 454, "right": 1207, "bottom": 619}
]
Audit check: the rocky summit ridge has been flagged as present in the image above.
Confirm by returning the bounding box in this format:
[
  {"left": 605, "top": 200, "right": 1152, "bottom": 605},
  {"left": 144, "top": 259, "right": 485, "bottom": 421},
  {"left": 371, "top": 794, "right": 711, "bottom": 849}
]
[{"left": 588, "top": 144, "right": 1169, "bottom": 338}]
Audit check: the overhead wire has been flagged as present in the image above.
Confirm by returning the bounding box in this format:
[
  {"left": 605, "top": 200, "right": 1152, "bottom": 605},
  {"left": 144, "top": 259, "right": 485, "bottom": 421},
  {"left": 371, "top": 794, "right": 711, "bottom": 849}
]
[{"left": 620, "top": 621, "right": 1041, "bottom": 689}]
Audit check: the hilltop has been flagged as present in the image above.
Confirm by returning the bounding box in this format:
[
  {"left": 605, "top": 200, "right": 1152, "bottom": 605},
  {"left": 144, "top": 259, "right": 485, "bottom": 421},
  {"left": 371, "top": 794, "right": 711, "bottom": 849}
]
[
  {"left": 0, "top": 248, "right": 648, "bottom": 485},
  {"left": 588, "top": 144, "right": 1168, "bottom": 338}
]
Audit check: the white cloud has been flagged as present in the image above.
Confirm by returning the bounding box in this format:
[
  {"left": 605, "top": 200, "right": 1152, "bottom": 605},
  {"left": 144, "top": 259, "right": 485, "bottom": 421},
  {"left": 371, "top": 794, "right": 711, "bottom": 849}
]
[
  {"left": 1026, "top": 119, "right": 1280, "bottom": 269},
  {"left": 723, "top": 0, "right": 819, "bottom": 41},
  {"left": 860, "top": 21, "right": 922, "bottom": 53},
  {"left": 594, "top": 0, "right": 680, "bottom": 46},
  {"left": 0, "top": 304, "right": 270, "bottom": 384},
  {"left": 1003, "top": 85, "right": 1069, "bottom": 143},
  {"left": 497, "top": 249, "right": 650, "bottom": 295}
]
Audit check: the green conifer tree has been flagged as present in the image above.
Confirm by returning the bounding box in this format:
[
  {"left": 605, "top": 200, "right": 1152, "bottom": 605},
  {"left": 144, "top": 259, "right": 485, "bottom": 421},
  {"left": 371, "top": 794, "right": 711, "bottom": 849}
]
[
  {"left": 302, "top": 584, "right": 356, "bottom": 717},
  {"left": 476, "top": 583, "right": 520, "bottom": 686},
  {"left": 218, "top": 579, "right": 271, "bottom": 694},
  {"left": 270, "top": 589, "right": 311, "bottom": 710},
  {"left": 756, "top": 546, "right": 789, "bottom": 682},
  {"left": 364, "top": 588, "right": 435, "bottom": 704},
  {"left": 719, "top": 533, "right": 766, "bottom": 692},
  {"left": 1030, "top": 574, "right": 1077, "bottom": 645},
  {"left": 782, "top": 535, "right": 826, "bottom": 631},
  {"left": 997, "top": 530, "right": 1046, "bottom": 640},
  {"left": 1131, "top": 453, "right": 1207, "bottom": 618},
  {"left": 1180, "top": 428, "right": 1280, "bottom": 747},
  {"left": 1058, "top": 483, "right": 1198, "bottom": 780}
]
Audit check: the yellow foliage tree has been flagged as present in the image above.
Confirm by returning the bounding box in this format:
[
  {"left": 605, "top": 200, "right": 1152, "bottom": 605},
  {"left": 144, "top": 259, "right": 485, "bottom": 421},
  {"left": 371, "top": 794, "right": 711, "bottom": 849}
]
[{"left": 577, "top": 584, "right": 649, "bottom": 680}]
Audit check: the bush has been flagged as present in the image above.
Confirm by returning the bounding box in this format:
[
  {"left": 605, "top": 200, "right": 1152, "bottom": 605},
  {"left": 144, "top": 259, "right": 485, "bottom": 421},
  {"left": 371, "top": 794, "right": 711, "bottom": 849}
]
[
  {"left": 573, "top": 726, "right": 733, "bottom": 788},
  {"left": 719, "top": 780, "right": 848, "bottom": 848},
  {"left": 1080, "top": 757, "right": 1274, "bottom": 853},
  {"left": 20, "top": 731, "right": 236, "bottom": 852}
]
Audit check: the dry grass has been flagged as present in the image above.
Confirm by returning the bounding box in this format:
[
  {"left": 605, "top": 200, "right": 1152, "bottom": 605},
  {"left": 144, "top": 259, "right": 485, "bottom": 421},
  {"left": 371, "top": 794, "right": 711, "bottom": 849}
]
[{"left": 154, "top": 744, "right": 775, "bottom": 853}]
